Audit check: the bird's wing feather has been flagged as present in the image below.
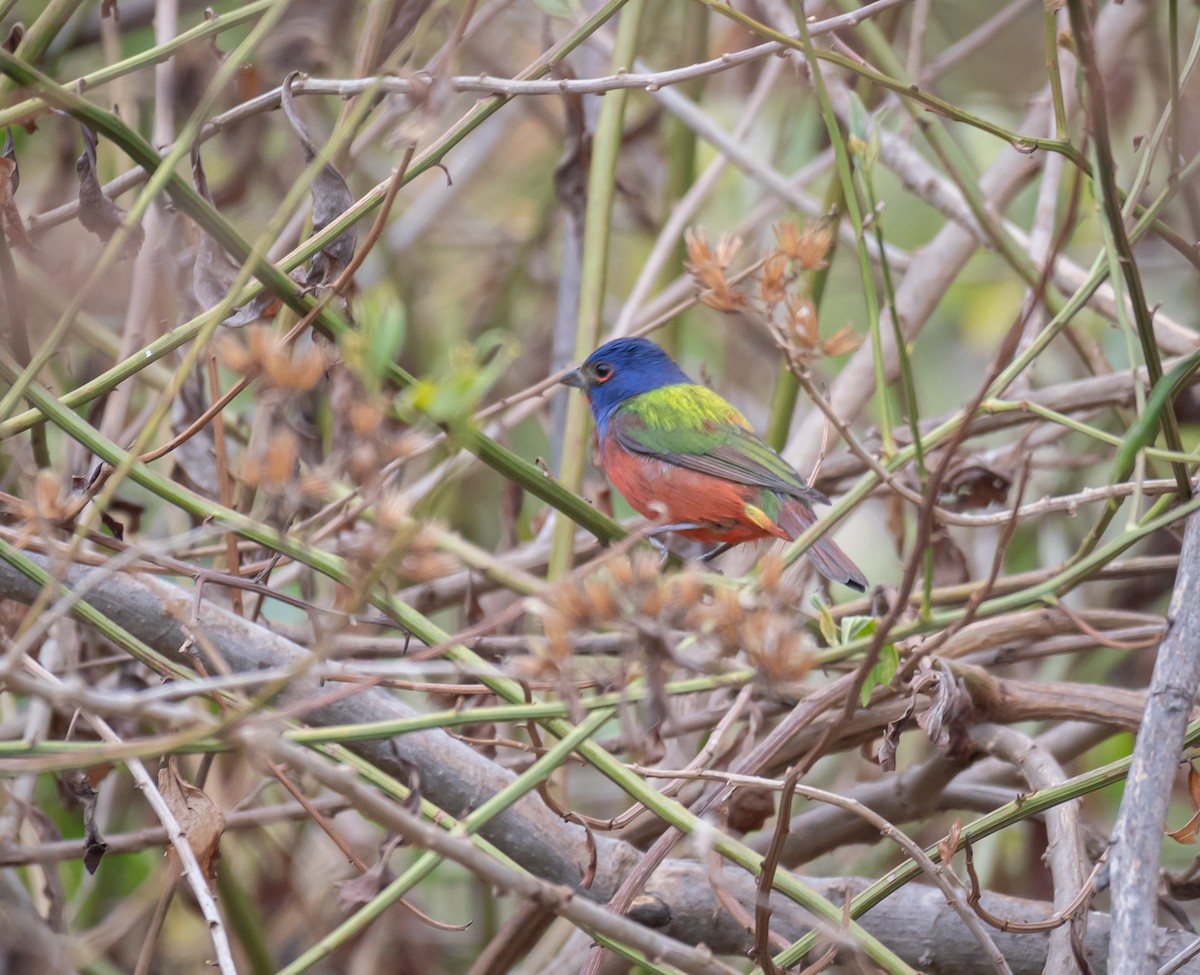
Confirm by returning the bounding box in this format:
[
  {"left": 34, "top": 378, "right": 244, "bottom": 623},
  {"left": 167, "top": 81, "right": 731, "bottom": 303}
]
[{"left": 611, "top": 384, "right": 829, "bottom": 505}]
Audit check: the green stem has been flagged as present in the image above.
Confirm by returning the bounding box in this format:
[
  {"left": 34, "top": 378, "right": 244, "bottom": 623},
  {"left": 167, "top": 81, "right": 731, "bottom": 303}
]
[
  {"left": 1067, "top": 0, "right": 1191, "bottom": 499},
  {"left": 771, "top": 711, "right": 1200, "bottom": 967},
  {"left": 276, "top": 708, "right": 619, "bottom": 975},
  {"left": 765, "top": 180, "right": 841, "bottom": 451},
  {"left": 791, "top": 7, "right": 890, "bottom": 458},
  {"left": 549, "top": 0, "right": 643, "bottom": 578},
  {"left": 0, "top": 348, "right": 911, "bottom": 972},
  {"left": 1046, "top": 7, "right": 1068, "bottom": 140},
  {"left": 0, "top": 1, "right": 276, "bottom": 129},
  {"left": 693, "top": 0, "right": 1085, "bottom": 168}
]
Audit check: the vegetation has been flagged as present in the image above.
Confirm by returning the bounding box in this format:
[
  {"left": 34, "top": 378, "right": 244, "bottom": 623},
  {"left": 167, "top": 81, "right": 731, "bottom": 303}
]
[{"left": 1, "top": 1, "right": 1200, "bottom": 973}]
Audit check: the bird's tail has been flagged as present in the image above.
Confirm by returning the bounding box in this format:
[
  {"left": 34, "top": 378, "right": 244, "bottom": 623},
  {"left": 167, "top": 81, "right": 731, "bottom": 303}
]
[{"left": 777, "top": 498, "right": 868, "bottom": 593}]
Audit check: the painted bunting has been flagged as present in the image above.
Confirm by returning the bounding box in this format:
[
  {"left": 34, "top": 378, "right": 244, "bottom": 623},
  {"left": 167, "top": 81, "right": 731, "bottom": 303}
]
[{"left": 561, "top": 337, "right": 867, "bottom": 592}]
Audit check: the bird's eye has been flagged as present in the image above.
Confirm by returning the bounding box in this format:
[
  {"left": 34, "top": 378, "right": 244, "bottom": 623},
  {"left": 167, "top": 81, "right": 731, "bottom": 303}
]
[{"left": 593, "top": 362, "right": 614, "bottom": 382}]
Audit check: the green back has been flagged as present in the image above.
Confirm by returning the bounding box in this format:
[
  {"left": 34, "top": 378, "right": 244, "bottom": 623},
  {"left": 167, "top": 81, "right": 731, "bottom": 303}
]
[{"left": 613, "top": 383, "right": 828, "bottom": 504}]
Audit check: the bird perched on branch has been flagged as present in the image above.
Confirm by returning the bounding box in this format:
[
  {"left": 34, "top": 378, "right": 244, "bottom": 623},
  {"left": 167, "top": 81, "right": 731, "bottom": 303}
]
[{"left": 561, "top": 337, "right": 867, "bottom": 592}]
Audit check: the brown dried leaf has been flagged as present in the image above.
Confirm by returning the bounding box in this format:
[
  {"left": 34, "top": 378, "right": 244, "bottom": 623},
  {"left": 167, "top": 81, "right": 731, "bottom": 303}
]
[
  {"left": 937, "top": 817, "right": 963, "bottom": 866},
  {"left": 1167, "top": 811, "right": 1200, "bottom": 845},
  {"left": 281, "top": 72, "right": 357, "bottom": 285},
  {"left": 158, "top": 758, "right": 224, "bottom": 886},
  {"left": 938, "top": 462, "right": 1012, "bottom": 512},
  {"left": 190, "top": 143, "right": 275, "bottom": 327},
  {"left": 877, "top": 698, "right": 916, "bottom": 772},
  {"left": 32, "top": 469, "right": 89, "bottom": 525},
  {"left": 170, "top": 365, "right": 221, "bottom": 500},
  {"left": 1168, "top": 765, "right": 1200, "bottom": 844},
  {"left": 726, "top": 786, "right": 775, "bottom": 834},
  {"left": 912, "top": 665, "right": 975, "bottom": 758},
  {"left": 58, "top": 769, "right": 108, "bottom": 874},
  {"left": 2, "top": 24, "right": 23, "bottom": 54},
  {"left": 0, "top": 128, "right": 31, "bottom": 249},
  {"left": 930, "top": 528, "right": 971, "bottom": 587},
  {"left": 334, "top": 835, "right": 401, "bottom": 912},
  {"left": 76, "top": 125, "right": 143, "bottom": 258}
]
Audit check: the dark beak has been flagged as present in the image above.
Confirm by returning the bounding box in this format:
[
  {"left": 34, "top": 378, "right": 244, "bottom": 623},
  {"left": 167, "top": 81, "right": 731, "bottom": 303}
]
[{"left": 560, "top": 367, "right": 587, "bottom": 389}]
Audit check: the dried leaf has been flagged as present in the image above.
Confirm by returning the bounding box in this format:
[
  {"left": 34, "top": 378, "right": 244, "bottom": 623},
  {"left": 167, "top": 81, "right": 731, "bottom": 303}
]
[
  {"left": 877, "top": 698, "right": 915, "bottom": 772},
  {"left": 190, "top": 143, "right": 276, "bottom": 327},
  {"left": 2, "top": 24, "right": 23, "bottom": 54},
  {"left": 335, "top": 835, "right": 468, "bottom": 930},
  {"left": 1167, "top": 811, "right": 1200, "bottom": 845},
  {"left": 97, "top": 508, "right": 125, "bottom": 541},
  {"left": 0, "top": 128, "right": 32, "bottom": 249},
  {"left": 58, "top": 769, "right": 108, "bottom": 874},
  {"left": 930, "top": 529, "right": 971, "bottom": 587},
  {"left": 912, "top": 664, "right": 975, "bottom": 759},
  {"left": 938, "top": 462, "right": 1012, "bottom": 512},
  {"left": 1168, "top": 765, "right": 1200, "bottom": 844},
  {"left": 170, "top": 364, "right": 221, "bottom": 500},
  {"left": 281, "top": 72, "right": 356, "bottom": 285},
  {"left": 158, "top": 758, "right": 224, "bottom": 886},
  {"left": 75, "top": 125, "right": 143, "bottom": 258},
  {"left": 334, "top": 835, "right": 401, "bottom": 912},
  {"left": 726, "top": 786, "right": 775, "bottom": 834},
  {"left": 937, "top": 818, "right": 963, "bottom": 866}
]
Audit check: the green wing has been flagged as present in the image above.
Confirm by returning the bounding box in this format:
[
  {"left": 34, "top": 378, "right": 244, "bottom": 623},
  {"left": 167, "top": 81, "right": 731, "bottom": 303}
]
[{"left": 612, "top": 384, "right": 829, "bottom": 504}]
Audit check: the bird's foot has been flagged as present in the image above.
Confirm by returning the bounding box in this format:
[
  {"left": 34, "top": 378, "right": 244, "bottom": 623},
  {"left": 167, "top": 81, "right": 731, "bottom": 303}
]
[
  {"left": 644, "top": 523, "right": 704, "bottom": 568},
  {"left": 647, "top": 521, "right": 706, "bottom": 538},
  {"left": 646, "top": 534, "right": 673, "bottom": 567},
  {"left": 699, "top": 542, "right": 734, "bottom": 564}
]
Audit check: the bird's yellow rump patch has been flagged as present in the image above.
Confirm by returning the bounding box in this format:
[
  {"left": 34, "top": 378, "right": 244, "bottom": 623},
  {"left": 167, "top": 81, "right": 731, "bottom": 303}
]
[{"left": 743, "top": 503, "right": 776, "bottom": 534}]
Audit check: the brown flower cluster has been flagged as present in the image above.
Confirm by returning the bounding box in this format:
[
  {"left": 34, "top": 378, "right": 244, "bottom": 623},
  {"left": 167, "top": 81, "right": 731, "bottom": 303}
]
[
  {"left": 684, "top": 229, "right": 746, "bottom": 313},
  {"left": 215, "top": 326, "right": 332, "bottom": 393},
  {"left": 341, "top": 494, "right": 458, "bottom": 587},
  {"left": 684, "top": 223, "right": 861, "bottom": 366},
  {"left": 534, "top": 550, "right": 816, "bottom": 684}
]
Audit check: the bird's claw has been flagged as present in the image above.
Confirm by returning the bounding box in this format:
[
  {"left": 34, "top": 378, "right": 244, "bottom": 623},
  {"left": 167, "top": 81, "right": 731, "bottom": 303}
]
[
  {"left": 643, "top": 523, "right": 704, "bottom": 568},
  {"left": 647, "top": 534, "right": 673, "bottom": 567},
  {"left": 699, "top": 542, "right": 733, "bottom": 564}
]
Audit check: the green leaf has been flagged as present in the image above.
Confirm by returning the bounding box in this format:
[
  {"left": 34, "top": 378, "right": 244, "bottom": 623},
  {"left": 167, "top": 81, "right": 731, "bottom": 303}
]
[
  {"left": 340, "top": 305, "right": 407, "bottom": 396},
  {"left": 1113, "top": 347, "right": 1200, "bottom": 478},
  {"left": 861, "top": 641, "right": 899, "bottom": 707},
  {"left": 847, "top": 90, "right": 869, "bottom": 146},
  {"left": 402, "top": 333, "right": 517, "bottom": 425},
  {"left": 839, "top": 614, "right": 876, "bottom": 644}
]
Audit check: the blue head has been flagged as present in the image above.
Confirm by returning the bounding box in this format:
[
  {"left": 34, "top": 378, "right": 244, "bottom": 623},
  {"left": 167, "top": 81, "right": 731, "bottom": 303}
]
[{"left": 560, "top": 338, "right": 692, "bottom": 426}]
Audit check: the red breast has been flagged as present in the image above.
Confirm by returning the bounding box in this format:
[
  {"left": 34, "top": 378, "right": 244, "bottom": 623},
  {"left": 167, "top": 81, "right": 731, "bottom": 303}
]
[{"left": 597, "top": 434, "right": 784, "bottom": 545}]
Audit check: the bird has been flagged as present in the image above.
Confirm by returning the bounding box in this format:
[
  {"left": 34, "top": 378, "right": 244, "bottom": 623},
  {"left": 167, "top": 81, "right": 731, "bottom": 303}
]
[{"left": 560, "top": 337, "right": 867, "bottom": 592}]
